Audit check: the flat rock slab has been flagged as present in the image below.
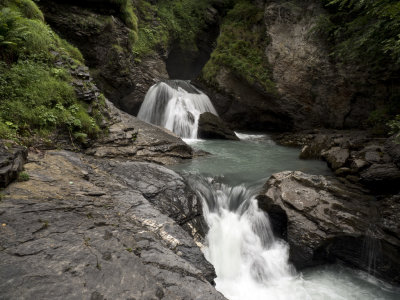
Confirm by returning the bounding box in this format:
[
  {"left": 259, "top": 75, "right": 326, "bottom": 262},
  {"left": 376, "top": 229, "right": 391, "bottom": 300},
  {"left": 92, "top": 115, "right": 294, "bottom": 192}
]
[
  {"left": 0, "top": 150, "right": 225, "bottom": 300},
  {"left": 87, "top": 100, "right": 193, "bottom": 165},
  {"left": 258, "top": 171, "right": 400, "bottom": 284}
]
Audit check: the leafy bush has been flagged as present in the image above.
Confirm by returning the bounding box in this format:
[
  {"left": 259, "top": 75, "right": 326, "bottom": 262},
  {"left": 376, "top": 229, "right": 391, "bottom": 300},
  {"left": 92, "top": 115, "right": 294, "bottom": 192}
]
[
  {"left": 0, "top": 0, "right": 44, "bottom": 21},
  {"left": 315, "top": 0, "right": 400, "bottom": 74},
  {"left": 202, "top": 0, "right": 276, "bottom": 93},
  {"left": 0, "top": 4, "right": 83, "bottom": 63}
]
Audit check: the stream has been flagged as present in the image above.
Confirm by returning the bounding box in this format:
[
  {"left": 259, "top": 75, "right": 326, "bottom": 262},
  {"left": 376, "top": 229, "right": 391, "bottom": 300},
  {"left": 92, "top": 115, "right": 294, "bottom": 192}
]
[
  {"left": 170, "top": 134, "right": 400, "bottom": 300},
  {"left": 139, "top": 80, "right": 400, "bottom": 299}
]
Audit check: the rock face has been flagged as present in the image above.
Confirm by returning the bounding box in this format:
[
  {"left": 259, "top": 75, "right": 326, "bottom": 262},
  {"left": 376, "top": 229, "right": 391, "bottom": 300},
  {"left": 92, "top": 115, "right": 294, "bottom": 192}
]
[
  {"left": 258, "top": 171, "right": 400, "bottom": 284},
  {"left": 199, "top": 0, "right": 393, "bottom": 131},
  {"left": 87, "top": 100, "right": 193, "bottom": 165},
  {"left": 38, "top": 0, "right": 168, "bottom": 116},
  {"left": 0, "top": 141, "right": 28, "bottom": 188},
  {"left": 0, "top": 150, "right": 225, "bottom": 299},
  {"left": 38, "top": 1, "right": 224, "bottom": 118},
  {"left": 198, "top": 112, "right": 239, "bottom": 140}
]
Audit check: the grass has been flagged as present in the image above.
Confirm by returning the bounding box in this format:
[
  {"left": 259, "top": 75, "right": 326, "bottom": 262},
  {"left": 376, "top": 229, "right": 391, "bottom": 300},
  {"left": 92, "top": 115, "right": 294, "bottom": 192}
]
[
  {"left": 0, "top": 1, "right": 102, "bottom": 145},
  {"left": 201, "top": 0, "right": 276, "bottom": 93},
  {"left": 17, "top": 171, "right": 29, "bottom": 182}
]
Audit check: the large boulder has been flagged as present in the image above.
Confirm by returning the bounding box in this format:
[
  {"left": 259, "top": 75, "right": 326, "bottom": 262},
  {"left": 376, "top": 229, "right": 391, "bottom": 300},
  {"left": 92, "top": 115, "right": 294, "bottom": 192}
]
[
  {"left": 86, "top": 100, "right": 193, "bottom": 165},
  {"left": 0, "top": 150, "right": 225, "bottom": 299},
  {"left": 257, "top": 171, "right": 400, "bottom": 284},
  {"left": 198, "top": 112, "right": 239, "bottom": 140},
  {"left": 0, "top": 141, "right": 28, "bottom": 188}
]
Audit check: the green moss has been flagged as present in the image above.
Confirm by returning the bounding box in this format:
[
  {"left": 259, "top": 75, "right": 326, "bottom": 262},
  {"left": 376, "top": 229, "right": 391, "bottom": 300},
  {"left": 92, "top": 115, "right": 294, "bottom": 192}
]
[
  {"left": 0, "top": 2, "right": 101, "bottom": 145},
  {"left": 202, "top": 0, "right": 276, "bottom": 93},
  {"left": 1, "top": 0, "right": 44, "bottom": 21},
  {"left": 132, "top": 0, "right": 221, "bottom": 58},
  {"left": 0, "top": 6, "right": 84, "bottom": 63},
  {"left": 17, "top": 171, "right": 29, "bottom": 181}
]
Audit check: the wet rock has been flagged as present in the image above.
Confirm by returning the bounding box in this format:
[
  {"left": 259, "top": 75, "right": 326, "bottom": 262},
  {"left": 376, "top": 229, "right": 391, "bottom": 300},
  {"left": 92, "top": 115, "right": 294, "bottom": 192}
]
[
  {"left": 385, "top": 136, "right": 400, "bottom": 168},
  {"left": 360, "top": 163, "right": 400, "bottom": 191},
  {"left": 0, "top": 150, "right": 225, "bottom": 299},
  {"left": 350, "top": 159, "right": 369, "bottom": 173},
  {"left": 0, "top": 141, "right": 28, "bottom": 188},
  {"left": 258, "top": 171, "right": 400, "bottom": 284},
  {"left": 198, "top": 112, "right": 239, "bottom": 140},
  {"left": 86, "top": 100, "right": 193, "bottom": 165},
  {"left": 321, "top": 147, "right": 349, "bottom": 169}
]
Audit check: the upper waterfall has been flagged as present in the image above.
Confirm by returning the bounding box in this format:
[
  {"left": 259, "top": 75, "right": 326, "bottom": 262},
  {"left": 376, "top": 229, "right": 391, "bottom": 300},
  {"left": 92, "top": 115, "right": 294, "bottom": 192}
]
[{"left": 137, "top": 80, "right": 218, "bottom": 139}]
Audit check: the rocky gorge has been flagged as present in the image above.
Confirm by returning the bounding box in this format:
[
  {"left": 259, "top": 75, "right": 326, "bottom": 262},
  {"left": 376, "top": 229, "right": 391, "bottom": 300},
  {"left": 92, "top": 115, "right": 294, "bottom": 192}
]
[{"left": 1, "top": 0, "right": 400, "bottom": 299}]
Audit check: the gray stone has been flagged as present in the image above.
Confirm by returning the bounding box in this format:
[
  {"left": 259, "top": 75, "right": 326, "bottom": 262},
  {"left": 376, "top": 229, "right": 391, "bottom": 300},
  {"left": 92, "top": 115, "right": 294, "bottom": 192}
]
[
  {"left": 258, "top": 171, "right": 400, "bottom": 284},
  {"left": 0, "top": 141, "right": 28, "bottom": 188},
  {"left": 321, "top": 147, "right": 349, "bottom": 170},
  {"left": 360, "top": 163, "right": 400, "bottom": 191},
  {"left": 198, "top": 112, "right": 239, "bottom": 140},
  {"left": 0, "top": 150, "right": 225, "bottom": 299},
  {"left": 86, "top": 100, "right": 193, "bottom": 165}
]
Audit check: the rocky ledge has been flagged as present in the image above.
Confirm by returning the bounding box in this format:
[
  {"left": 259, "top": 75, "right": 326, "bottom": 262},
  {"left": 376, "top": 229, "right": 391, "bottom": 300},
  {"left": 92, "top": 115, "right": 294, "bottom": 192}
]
[
  {"left": 0, "top": 141, "right": 28, "bottom": 188},
  {"left": 86, "top": 100, "right": 193, "bottom": 165},
  {"left": 0, "top": 150, "right": 225, "bottom": 299},
  {"left": 257, "top": 171, "right": 400, "bottom": 284}
]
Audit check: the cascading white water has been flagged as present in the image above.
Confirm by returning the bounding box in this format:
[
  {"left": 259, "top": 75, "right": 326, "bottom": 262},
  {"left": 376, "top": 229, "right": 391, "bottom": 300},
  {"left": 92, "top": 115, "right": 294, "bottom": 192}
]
[
  {"left": 137, "top": 80, "right": 218, "bottom": 139},
  {"left": 185, "top": 173, "right": 400, "bottom": 300}
]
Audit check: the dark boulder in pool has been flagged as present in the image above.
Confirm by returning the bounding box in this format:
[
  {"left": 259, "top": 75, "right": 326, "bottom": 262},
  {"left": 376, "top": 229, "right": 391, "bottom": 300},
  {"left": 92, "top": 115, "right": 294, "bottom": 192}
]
[
  {"left": 198, "top": 112, "right": 239, "bottom": 140},
  {"left": 257, "top": 171, "right": 400, "bottom": 284}
]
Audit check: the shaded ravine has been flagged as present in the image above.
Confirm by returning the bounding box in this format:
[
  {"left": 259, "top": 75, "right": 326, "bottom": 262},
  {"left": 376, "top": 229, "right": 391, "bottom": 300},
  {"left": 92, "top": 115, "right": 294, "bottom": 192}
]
[{"left": 136, "top": 82, "right": 400, "bottom": 299}]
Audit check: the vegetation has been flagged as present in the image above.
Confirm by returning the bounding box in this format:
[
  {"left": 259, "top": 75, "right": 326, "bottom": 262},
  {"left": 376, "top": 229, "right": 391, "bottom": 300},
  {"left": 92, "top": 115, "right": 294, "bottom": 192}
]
[
  {"left": 202, "top": 0, "right": 275, "bottom": 93},
  {"left": 315, "top": 0, "right": 400, "bottom": 73},
  {"left": 132, "top": 0, "right": 231, "bottom": 59},
  {"left": 312, "top": 0, "right": 400, "bottom": 135},
  {"left": 17, "top": 171, "right": 29, "bottom": 182},
  {"left": 0, "top": 1, "right": 102, "bottom": 145}
]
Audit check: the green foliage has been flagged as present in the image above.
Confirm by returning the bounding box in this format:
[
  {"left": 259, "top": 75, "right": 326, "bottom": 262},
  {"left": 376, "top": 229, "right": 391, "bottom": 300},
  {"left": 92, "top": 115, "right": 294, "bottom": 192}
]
[
  {"left": 17, "top": 171, "right": 29, "bottom": 181},
  {"left": 0, "top": 1, "right": 101, "bottom": 145},
  {"left": 0, "top": 4, "right": 84, "bottom": 63},
  {"left": 202, "top": 0, "right": 276, "bottom": 93},
  {"left": 1, "top": 0, "right": 44, "bottom": 21},
  {"left": 315, "top": 0, "right": 400, "bottom": 73},
  {"left": 0, "top": 60, "right": 100, "bottom": 141},
  {"left": 110, "top": 0, "right": 138, "bottom": 31},
  {"left": 132, "top": 0, "right": 223, "bottom": 58}
]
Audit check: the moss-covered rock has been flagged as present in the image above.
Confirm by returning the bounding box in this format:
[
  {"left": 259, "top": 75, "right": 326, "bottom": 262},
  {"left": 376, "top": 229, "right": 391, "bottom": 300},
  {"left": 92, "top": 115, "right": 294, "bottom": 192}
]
[{"left": 0, "top": 0, "right": 105, "bottom": 146}]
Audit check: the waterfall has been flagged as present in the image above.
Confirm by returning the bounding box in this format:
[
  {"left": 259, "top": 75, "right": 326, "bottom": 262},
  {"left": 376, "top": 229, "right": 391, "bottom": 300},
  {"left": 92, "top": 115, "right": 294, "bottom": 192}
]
[
  {"left": 137, "top": 80, "right": 218, "bottom": 139},
  {"left": 187, "top": 176, "right": 307, "bottom": 300}
]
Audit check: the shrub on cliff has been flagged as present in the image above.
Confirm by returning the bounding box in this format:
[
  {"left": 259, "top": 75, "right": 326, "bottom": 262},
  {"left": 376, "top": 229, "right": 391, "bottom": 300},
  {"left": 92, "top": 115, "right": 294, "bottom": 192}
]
[
  {"left": 132, "top": 0, "right": 230, "bottom": 58},
  {"left": 316, "top": 0, "right": 400, "bottom": 74},
  {"left": 201, "top": 0, "right": 276, "bottom": 93}
]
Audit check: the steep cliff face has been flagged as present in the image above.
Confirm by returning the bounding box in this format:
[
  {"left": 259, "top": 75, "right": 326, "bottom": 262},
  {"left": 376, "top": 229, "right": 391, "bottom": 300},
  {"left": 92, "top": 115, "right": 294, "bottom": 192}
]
[
  {"left": 263, "top": 0, "right": 388, "bottom": 130},
  {"left": 200, "top": 0, "right": 396, "bottom": 131}
]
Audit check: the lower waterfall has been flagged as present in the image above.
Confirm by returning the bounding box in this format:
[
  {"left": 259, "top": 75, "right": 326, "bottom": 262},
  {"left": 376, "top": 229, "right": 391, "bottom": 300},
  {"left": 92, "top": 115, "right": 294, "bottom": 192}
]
[
  {"left": 175, "top": 137, "right": 400, "bottom": 300},
  {"left": 137, "top": 80, "right": 218, "bottom": 139}
]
